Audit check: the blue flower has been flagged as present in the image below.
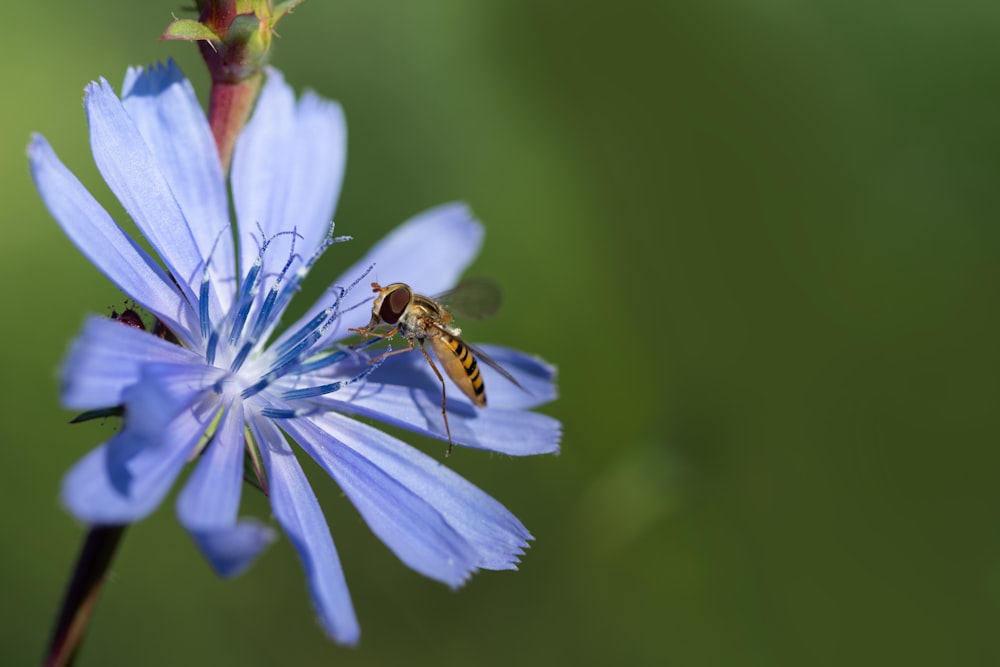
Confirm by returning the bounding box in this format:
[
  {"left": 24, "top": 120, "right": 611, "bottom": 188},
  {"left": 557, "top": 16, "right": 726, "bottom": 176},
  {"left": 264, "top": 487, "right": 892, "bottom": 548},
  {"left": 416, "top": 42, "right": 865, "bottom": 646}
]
[{"left": 29, "top": 61, "right": 560, "bottom": 645}]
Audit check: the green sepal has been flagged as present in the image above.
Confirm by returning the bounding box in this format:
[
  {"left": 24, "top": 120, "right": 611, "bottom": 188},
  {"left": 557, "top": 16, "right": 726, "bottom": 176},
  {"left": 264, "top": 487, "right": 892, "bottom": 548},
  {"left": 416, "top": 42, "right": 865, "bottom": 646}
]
[
  {"left": 272, "top": 0, "right": 307, "bottom": 23},
  {"left": 227, "top": 14, "right": 263, "bottom": 43},
  {"left": 242, "top": 426, "right": 269, "bottom": 495},
  {"left": 243, "top": 428, "right": 271, "bottom": 496},
  {"left": 242, "top": 451, "right": 265, "bottom": 494},
  {"left": 191, "top": 407, "right": 226, "bottom": 458},
  {"left": 161, "top": 18, "right": 222, "bottom": 42},
  {"left": 70, "top": 406, "right": 124, "bottom": 424}
]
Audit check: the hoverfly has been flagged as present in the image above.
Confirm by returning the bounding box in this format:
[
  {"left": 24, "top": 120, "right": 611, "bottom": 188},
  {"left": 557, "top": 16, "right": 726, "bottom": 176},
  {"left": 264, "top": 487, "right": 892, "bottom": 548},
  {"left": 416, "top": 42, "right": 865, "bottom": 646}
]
[{"left": 349, "top": 279, "right": 524, "bottom": 456}]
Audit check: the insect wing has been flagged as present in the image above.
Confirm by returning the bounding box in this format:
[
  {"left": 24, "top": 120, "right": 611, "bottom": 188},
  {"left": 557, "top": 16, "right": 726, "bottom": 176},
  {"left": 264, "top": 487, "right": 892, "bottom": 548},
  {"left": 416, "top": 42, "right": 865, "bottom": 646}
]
[
  {"left": 464, "top": 338, "right": 527, "bottom": 392},
  {"left": 435, "top": 278, "right": 503, "bottom": 321}
]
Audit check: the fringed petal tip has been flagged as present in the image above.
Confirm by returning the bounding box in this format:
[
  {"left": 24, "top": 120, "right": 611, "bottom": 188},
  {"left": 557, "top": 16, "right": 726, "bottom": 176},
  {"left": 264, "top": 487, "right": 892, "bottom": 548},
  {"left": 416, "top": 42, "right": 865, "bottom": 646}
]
[
  {"left": 445, "top": 546, "right": 528, "bottom": 589},
  {"left": 122, "top": 59, "right": 185, "bottom": 97}
]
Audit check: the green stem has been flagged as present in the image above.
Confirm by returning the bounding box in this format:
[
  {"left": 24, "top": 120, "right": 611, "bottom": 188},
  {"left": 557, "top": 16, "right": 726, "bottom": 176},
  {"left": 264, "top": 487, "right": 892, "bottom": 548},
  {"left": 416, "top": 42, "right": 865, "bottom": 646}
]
[{"left": 44, "top": 525, "right": 127, "bottom": 667}]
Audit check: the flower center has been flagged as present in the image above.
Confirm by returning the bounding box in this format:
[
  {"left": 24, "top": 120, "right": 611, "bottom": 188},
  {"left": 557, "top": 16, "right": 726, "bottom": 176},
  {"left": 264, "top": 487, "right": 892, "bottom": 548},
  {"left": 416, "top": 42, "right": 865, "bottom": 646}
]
[{"left": 197, "top": 225, "right": 381, "bottom": 417}]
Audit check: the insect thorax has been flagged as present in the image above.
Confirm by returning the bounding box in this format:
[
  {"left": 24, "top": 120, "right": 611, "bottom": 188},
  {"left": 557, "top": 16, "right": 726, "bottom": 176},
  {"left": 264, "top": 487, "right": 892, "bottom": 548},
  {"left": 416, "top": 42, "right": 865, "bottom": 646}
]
[{"left": 398, "top": 305, "right": 461, "bottom": 341}]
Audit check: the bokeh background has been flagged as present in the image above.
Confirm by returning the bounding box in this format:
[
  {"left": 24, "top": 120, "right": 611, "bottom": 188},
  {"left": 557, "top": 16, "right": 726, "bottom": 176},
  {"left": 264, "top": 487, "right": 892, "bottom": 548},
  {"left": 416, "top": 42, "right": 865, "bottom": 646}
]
[{"left": 3, "top": 1, "right": 999, "bottom": 665}]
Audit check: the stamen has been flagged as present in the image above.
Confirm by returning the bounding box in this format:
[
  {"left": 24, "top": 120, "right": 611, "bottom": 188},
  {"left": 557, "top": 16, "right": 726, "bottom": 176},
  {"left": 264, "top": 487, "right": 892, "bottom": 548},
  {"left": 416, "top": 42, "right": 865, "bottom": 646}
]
[
  {"left": 227, "top": 255, "right": 261, "bottom": 346},
  {"left": 228, "top": 229, "right": 301, "bottom": 348},
  {"left": 228, "top": 340, "right": 254, "bottom": 374},
  {"left": 223, "top": 228, "right": 369, "bottom": 399},
  {"left": 281, "top": 381, "right": 347, "bottom": 401},
  {"left": 199, "top": 274, "right": 211, "bottom": 341},
  {"left": 240, "top": 378, "right": 269, "bottom": 399},
  {"left": 246, "top": 228, "right": 304, "bottom": 342},
  {"left": 240, "top": 327, "right": 324, "bottom": 398},
  {"left": 345, "top": 262, "right": 376, "bottom": 294},
  {"left": 244, "top": 284, "right": 281, "bottom": 350},
  {"left": 206, "top": 329, "right": 221, "bottom": 366},
  {"left": 296, "top": 338, "right": 380, "bottom": 374},
  {"left": 309, "top": 263, "right": 377, "bottom": 349},
  {"left": 198, "top": 225, "right": 234, "bottom": 343},
  {"left": 268, "top": 330, "right": 323, "bottom": 376},
  {"left": 272, "top": 300, "right": 339, "bottom": 359},
  {"left": 250, "top": 226, "right": 352, "bottom": 343},
  {"left": 260, "top": 407, "right": 316, "bottom": 419},
  {"left": 237, "top": 296, "right": 340, "bottom": 398},
  {"left": 279, "top": 351, "right": 385, "bottom": 400}
]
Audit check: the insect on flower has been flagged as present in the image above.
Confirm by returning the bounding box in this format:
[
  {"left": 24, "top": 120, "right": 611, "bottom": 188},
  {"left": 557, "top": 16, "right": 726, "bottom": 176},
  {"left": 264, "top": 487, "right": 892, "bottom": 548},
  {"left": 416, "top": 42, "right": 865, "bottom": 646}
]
[
  {"left": 31, "top": 61, "right": 561, "bottom": 647},
  {"left": 350, "top": 278, "right": 526, "bottom": 455}
]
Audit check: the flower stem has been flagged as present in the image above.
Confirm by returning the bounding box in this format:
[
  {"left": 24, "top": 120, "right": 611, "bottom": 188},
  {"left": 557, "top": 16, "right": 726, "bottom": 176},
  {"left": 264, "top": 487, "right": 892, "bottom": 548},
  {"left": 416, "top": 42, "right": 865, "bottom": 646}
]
[
  {"left": 44, "top": 525, "right": 127, "bottom": 667},
  {"left": 196, "top": 0, "right": 264, "bottom": 170},
  {"left": 204, "top": 72, "right": 262, "bottom": 172}
]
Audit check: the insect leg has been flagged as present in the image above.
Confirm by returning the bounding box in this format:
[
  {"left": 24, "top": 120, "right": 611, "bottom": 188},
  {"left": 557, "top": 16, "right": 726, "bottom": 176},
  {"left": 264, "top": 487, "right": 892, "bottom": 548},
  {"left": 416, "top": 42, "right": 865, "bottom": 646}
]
[
  {"left": 417, "top": 343, "right": 454, "bottom": 457},
  {"left": 348, "top": 324, "right": 398, "bottom": 340},
  {"left": 366, "top": 336, "right": 417, "bottom": 364},
  {"left": 349, "top": 325, "right": 414, "bottom": 364}
]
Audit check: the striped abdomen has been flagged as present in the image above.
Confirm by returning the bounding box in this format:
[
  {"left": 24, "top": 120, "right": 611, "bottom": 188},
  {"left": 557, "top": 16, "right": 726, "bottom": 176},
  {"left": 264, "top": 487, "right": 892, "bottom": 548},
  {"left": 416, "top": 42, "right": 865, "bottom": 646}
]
[{"left": 428, "top": 333, "right": 487, "bottom": 407}]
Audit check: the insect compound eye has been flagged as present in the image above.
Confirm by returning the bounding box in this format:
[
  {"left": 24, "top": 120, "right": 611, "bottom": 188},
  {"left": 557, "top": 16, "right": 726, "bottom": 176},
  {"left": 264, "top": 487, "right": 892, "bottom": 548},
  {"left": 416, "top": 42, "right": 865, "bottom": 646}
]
[{"left": 378, "top": 285, "right": 412, "bottom": 325}]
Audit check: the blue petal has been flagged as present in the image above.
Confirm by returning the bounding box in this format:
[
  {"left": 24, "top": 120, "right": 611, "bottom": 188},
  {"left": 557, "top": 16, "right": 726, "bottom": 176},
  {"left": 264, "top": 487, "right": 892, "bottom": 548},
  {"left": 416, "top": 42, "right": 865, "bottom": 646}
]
[
  {"left": 303, "top": 412, "right": 533, "bottom": 571},
  {"left": 471, "top": 344, "right": 559, "bottom": 408},
  {"left": 176, "top": 402, "right": 245, "bottom": 530},
  {"left": 61, "top": 365, "right": 214, "bottom": 523},
  {"left": 357, "top": 343, "right": 558, "bottom": 409},
  {"left": 85, "top": 78, "right": 204, "bottom": 305},
  {"left": 334, "top": 202, "right": 484, "bottom": 309},
  {"left": 232, "top": 68, "right": 295, "bottom": 278},
  {"left": 282, "top": 418, "right": 480, "bottom": 587},
  {"left": 284, "top": 91, "right": 347, "bottom": 263},
  {"left": 279, "top": 203, "right": 485, "bottom": 351},
  {"left": 232, "top": 69, "right": 346, "bottom": 284},
  {"left": 28, "top": 135, "right": 196, "bottom": 341},
  {"left": 187, "top": 522, "right": 278, "bottom": 579},
  {"left": 250, "top": 416, "right": 360, "bottom": 645},
  {"left": 178, "top": 402, "right": 276, "bottom": 577},
  {"left": 60, "top": 316, "right": 207, "bottom": 410},
  {"left": 300, "top": 344, "right": 560, "bottom": 455},
  {"left": 319, "top": 387, "right": 562, "bottom": 456},
  {"left": 121, "top": 61, "right": 235, "bottom": 316}
]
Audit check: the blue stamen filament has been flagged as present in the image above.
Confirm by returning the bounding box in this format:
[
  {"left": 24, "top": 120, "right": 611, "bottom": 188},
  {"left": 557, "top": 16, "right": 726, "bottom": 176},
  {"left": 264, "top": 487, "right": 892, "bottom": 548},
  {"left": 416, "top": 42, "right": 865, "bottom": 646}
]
[
  {"left": 269, "top": 331, "right": 324, "bottom": 376},
  {"left": 206, "top": 329, "right": 221, "bottom": 366},
  {"left": 228, "top": 228, "right": 300, "bottom": 349},
  {"left": 238, "top": 313, "right": 383, "bottom": 401},
  {"left": 279, "top": 350, "right": 386, "bottom": 402},
  {"left": 296, "top": 338, "right": 380, "bottom": 374},
  {"left": 198, "top": 225, "right": 232, "bottom": 344},
  {"left": 273, "top": 301, "right": 338, "bottom": 359},
  {"left": 244, "top": 230, "right": 303, "bottom": 340},
  {"left": 193, "top": 222, "right": 377, "bottom": 409},
  {"left": 259, "top": 407, "right": 314, "bottom": 419},
  {"left": 227, "top": 258, "right": 262, "bottom": 347},
  {"left": 199, "top": 274, "right": 211, "bottom": 341},
  {"left": 246, "top": 228, "right": 352, "bottom": 349},
  {"left": 228, "top": 228, "right": 350, "bottom": 375},
  {"left": 239, "top": 327, "right": 328, "bottom": 399}
]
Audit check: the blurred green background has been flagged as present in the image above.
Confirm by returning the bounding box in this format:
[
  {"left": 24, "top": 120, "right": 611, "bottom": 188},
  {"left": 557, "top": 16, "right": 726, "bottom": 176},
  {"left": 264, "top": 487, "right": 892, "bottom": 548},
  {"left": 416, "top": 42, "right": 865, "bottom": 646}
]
[{"left": 3, "top": 1, "right": 999, "bottom": 665}]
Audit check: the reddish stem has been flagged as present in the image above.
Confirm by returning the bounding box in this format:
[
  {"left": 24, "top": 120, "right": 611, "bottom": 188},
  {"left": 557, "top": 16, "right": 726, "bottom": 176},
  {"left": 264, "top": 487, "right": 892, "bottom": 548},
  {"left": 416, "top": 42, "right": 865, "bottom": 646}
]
[
  {"left": 43, "top": 525, "right": 127, "bottom": 667},
  {"left": 205, "top": 72, "right": 262, "bottom": 172},
  {"left": 198, "top": 0, "right": 264, "bottom": 169}
]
